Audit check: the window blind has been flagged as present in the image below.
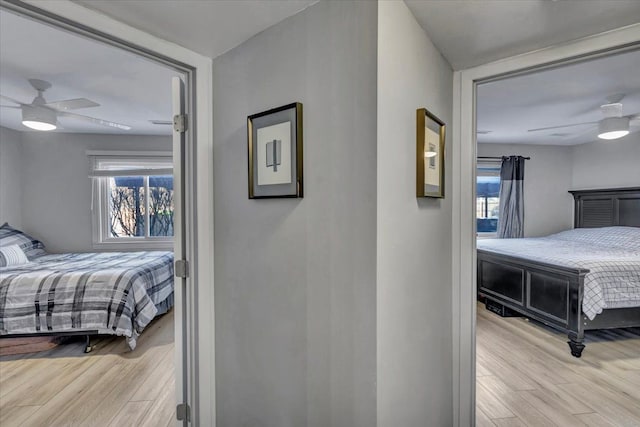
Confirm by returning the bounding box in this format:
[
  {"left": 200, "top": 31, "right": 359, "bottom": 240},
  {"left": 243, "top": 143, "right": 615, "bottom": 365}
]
[{"left": 89, "top": 153, "right": 173, "bottom": 178}]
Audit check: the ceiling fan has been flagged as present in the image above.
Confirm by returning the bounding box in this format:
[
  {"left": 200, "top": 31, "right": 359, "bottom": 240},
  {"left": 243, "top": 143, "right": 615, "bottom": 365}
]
[
  {"left": 0, "top": 78, "right": 131, "bottom": 131},
  {"left": 527, "top": 94, "right": 640, "bottom": 140}
]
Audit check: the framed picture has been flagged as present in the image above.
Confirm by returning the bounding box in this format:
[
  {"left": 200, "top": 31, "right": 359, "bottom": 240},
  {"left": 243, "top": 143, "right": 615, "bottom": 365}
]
[
  {"left": 416, "top": 107, "right": 445, "bottom": 198},
  {"left": 248, "top": 102, "right": 303, "bottom": 198}
]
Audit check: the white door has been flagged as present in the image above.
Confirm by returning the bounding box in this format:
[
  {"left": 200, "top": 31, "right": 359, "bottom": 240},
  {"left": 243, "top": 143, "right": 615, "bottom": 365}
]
[{"left": 172, "top": 76, "right": 191, "bottom": 425}]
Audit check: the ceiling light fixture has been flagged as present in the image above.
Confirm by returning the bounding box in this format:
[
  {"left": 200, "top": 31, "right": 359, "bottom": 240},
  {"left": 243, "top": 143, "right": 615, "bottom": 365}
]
[
  {"left": 21, "top": 105, "right": 57, "bottom": 131},
  {"left": 598, "top": 116, "right": 629, "bottom": 140}
]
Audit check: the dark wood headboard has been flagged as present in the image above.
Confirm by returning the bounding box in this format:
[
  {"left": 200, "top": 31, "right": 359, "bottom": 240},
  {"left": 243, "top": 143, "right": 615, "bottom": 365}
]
[{"left": 569, "top": 187, "right": 640, "bottom": 228}]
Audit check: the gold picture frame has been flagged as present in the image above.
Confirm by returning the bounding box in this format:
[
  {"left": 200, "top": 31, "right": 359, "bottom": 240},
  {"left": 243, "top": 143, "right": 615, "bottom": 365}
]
[
  {"left": 416, "top": 108, "right": 445, "bottom": 198},
  {"left": 248, "top": 102, "right": 303, "bottom": 198}
]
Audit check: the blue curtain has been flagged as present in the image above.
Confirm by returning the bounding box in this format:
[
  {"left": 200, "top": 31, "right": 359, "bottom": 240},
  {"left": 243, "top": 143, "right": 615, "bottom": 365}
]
[{"left": 497, "top": 156, "right": 525, "bottom": 238}]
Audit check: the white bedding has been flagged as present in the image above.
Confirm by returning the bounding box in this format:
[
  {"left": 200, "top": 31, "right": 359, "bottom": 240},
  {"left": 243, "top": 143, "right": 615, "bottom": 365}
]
[{"left": 477, "top": 227, "right": 640, "bottom": 320}]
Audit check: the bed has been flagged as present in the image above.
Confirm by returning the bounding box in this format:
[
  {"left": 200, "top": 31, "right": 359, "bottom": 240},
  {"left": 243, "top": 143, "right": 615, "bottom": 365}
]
[
  {"left": 0, "top": 224, "right": 174, "bottom": 351},
  {"left": 477, "top": 187, "right": 640, "bottom": 357}
]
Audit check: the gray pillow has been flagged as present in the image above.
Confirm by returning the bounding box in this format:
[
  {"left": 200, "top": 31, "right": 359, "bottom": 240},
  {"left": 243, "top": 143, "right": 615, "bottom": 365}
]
[
  {"left": 0, "top": 244, "right": 29, "bottom": 267},
  {"left": 0, "top": 223, "right": 46, "bottom": 260}
]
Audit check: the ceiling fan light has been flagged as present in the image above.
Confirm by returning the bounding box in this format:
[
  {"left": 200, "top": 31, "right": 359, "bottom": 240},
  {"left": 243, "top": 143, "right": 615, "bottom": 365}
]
[
  {"left": 598, "top": 130, "right": 629, "bottom": 140},
  {"left": 598, "top": 117, "right": 629, "bottom": 140},
  {"left": 21, "top": 105, "right": 57, "bottom": 131},
  {"left": 22, "top": 121, "right": 57, "bottom": 131}
]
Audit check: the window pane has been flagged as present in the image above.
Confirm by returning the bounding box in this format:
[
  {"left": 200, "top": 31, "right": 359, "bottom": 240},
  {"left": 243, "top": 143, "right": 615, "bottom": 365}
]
[
  {"left": 109, "top": 176, "right": 146, "bottom": 237},
  {"left": 149, "top": 175, "right": 174, "bottom": 237},
  {"left": 476, "top": 197, "right": 487, "bottom": 218},
  {"left": 486, "top": 197, "right": 499, "bottom": 218},
  {"left": 477, "top": 174, "right": 500, "bottom": 233}
]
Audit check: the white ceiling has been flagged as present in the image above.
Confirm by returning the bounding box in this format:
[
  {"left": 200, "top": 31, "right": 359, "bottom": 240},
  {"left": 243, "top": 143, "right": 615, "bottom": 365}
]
[
  {"left": 0, "top": 1, "right": 316, "bottom": 135},
  {"left": 477, "top": 49, "right": 640, "bottom": 146},
  {"left": 72, "top": 0, "right": 318, "bottom": 60},
  {"left": 0, "top": 9, "right": 178, "bottom": 135},
  {"left": 3, "top": 0, "right": 639, "bottom": 141},
  {"left": 405, "top": 0, "right": 640, "bottom": 70}
]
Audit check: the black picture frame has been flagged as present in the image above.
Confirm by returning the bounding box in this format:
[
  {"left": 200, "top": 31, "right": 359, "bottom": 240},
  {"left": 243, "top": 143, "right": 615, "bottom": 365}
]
[{"left": 248, "top": 102, "right": 303, "bottom": 198}]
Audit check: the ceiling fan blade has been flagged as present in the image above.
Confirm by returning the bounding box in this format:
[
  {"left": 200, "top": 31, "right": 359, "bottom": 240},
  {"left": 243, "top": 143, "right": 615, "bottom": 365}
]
[
  {"left": 149, "top": 119, "right": 173, "bottom": 125},
  {"left": 560, "top": 125, "right": 596, "bottom": 141},
  {"left": 45, "top": 98, "right": 100, "bottom": 111},
  {"left": 0, "top": 94, "right": 26, "bottom": 106},
  {"left": 59, "top": 111, "right": 131, "bottom": 131},
  {"left": 574, "top": 92, "right": 638, "bottom": 116},
  {"left": 527, "top": 121, "right": 598, "bottom": 133}
]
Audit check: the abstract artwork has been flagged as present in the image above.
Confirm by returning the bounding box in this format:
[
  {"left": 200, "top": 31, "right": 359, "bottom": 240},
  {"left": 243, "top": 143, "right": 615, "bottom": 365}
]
[{"left": 257, "top": 121, "right": 291, "bottom": 186}]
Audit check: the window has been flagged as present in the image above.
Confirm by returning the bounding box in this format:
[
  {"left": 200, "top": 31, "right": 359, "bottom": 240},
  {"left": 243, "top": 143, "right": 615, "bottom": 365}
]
[
  {"left": 91, "top": 153, "right": 173, "bottom": 249},
  {"left": 477, "top": 164, "right": 500, "bottom": 235}
]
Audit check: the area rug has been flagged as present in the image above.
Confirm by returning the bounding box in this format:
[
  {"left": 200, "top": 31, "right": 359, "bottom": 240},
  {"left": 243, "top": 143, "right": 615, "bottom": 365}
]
[{"left": 0, "top": 337, "right": 58, "bottom": 356}]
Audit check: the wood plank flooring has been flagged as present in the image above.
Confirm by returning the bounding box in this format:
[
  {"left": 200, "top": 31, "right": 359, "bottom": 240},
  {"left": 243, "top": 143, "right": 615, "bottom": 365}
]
[
  {"left": 4, "top": 304, "right": 637, "bottom": 426},
  {"left": 476, "top": 302, "right": 640, "bottom": 426},
  {"left": 0, "top": 310, "right": 175, "bottom": 427}
]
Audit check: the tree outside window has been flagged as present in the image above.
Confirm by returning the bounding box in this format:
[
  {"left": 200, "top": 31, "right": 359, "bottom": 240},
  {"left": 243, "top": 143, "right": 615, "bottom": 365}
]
[{"left": 108, "top": 175, "right": 174, "bottom": 238}]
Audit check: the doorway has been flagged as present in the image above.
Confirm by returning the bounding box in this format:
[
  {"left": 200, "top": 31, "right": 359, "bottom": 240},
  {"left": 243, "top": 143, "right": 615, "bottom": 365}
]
[
  {"left": 452, "top": 25, "right": 640, "bottom": 426},
  {"left": 0, "top": 1, "right": 214, "bottom": 424},
  {"left": 473, "top": 48, "right": 640, "bottom": 425}
]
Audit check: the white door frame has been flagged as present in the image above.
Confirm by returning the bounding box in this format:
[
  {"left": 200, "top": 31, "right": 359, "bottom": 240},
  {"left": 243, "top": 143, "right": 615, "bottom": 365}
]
[
  {"left": 5, "top": 1, "right": 215, "bottom": 425},
  {"left": 451, "top": 23, "right": 640, "bottom": 426}
]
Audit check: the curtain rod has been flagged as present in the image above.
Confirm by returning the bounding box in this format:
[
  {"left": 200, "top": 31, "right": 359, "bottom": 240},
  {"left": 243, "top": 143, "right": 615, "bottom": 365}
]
[{"left": 477, "top": 156, "right": 531, "bottom": 160}]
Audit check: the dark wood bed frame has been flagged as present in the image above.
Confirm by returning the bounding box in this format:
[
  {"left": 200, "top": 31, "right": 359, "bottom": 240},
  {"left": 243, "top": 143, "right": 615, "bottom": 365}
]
[{"left": 477, "top": 187, "right": 640, "bottom": 357}]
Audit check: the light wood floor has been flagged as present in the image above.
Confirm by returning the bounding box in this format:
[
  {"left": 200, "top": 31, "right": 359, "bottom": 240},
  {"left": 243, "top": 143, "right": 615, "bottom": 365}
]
[
  {"left": 476, "top": 302, "right": 640, "bottom": 427},
  {"left": 0, "top": 310, "right": 175, "bottom": 427}
]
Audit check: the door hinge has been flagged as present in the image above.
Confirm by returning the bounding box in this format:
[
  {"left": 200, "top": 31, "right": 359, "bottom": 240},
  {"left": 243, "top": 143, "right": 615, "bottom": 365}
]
[
  {"left": 176, "top": 403, "right": 191, "bottom": 422},
  {"left": 173, "top": 114, "right": 187, "bottom": 133},
  {"left": 175, "top": 259, "right": 189, "bottom": 279}
]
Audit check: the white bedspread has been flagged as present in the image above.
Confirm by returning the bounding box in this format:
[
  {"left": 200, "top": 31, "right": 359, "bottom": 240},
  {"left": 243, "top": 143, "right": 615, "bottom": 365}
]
[{"left": 477, "top": 227, "right": 640, "bottom": 320}]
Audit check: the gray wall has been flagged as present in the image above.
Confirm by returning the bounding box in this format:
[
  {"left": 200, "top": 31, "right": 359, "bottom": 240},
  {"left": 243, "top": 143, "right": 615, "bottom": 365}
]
[
  {"left": 212, "top": 1, "right": 377, "bottom": 426},
  {"left": 19, "top": 131, "right": 170, "bottom": 253},
  {"left": 376, "top": 2, "right": 453, "bottom": 426},
  {"left": 478, "top": 135, "right": 640, "bottom": 237},
  {"left": 477, "top": 143, "right": 574, "bottom": 237},
  {"left": 571, "top": 133, "right": 640, "bottom": 190},
  {"left": 0, "top": 126, "right": 23, "bottom": 228}
]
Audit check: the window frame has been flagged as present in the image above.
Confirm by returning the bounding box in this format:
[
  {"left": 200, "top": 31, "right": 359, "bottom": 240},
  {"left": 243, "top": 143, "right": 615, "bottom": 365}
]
[
  {"left": 476, "top": 162, "right": 501, "bottom": 238},
  {"left": 90, "top": 151, "right": 174, "bottom": 250}
]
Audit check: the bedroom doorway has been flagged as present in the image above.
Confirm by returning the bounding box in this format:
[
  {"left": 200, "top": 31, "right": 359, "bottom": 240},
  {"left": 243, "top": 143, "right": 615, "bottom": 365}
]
[
  {"left": 0, "top": 2, "right": 210, "bottom": 424},
  {"left": 474, "top": 48, "right": 640, "bottom": 425},
  {"left": 452, "top": 30, "right": 640, "bottom": 426}
]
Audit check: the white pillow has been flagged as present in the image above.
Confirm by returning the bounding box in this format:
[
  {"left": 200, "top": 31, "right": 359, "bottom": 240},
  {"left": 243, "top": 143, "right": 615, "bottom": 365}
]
[{"left": 0, "top": 244, "right": 29, "bottom": 267}]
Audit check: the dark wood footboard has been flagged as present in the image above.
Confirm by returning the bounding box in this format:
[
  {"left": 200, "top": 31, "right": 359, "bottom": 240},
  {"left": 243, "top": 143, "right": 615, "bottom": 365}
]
[
  {"left": 478, "top": 249, "right": 590, "bottom": 356},
  {"left": 478, "top": 249, "right": 640, "bottom": 357}
]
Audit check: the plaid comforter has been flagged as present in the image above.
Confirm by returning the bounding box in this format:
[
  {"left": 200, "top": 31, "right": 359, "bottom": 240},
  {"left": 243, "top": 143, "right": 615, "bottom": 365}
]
[
  {"left": 477, "top": 227, "right": 640, "bottom": 320},
  {"left": 0, "top": 251, "right": 174, "bottom": 349}
]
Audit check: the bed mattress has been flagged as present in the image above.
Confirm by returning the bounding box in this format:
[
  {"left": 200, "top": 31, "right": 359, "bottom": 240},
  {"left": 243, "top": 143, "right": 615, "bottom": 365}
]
[
  {"left": 477, "top": 227, "right": 640, "bottom": 320},
  {"left": 0, "top": 251, "right": 174, "bottom": 349}
]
